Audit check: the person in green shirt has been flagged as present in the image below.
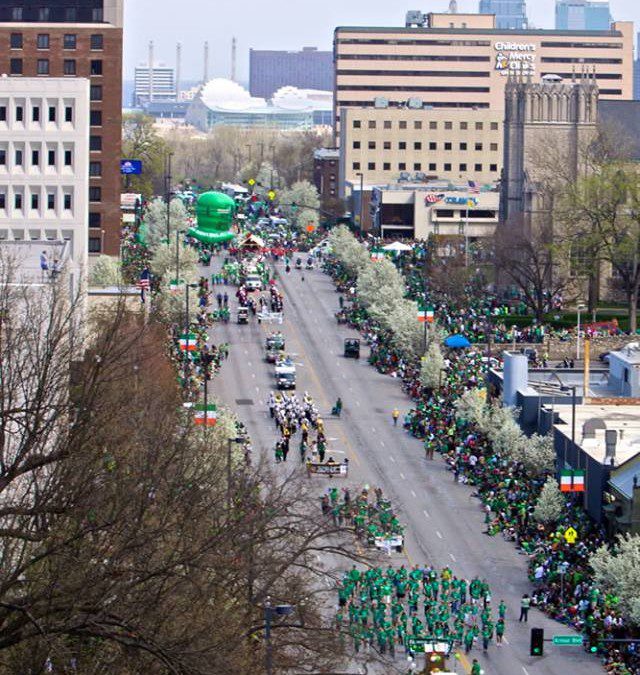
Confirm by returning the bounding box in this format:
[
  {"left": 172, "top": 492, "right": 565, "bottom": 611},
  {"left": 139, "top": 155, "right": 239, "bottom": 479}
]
[
  {"left": 471, "top": 658, "right": 482, "bottom": 675},
  {"left": 496, "top": 617, "right": 505, "bottom": 645},
  {"left": 482, "top": 621, "right": 493, "bottom": 651},
  {"left": 498, "top": 599, "right": 506, "bottom": 619},
  {"left": 464, "top": 629, "right": 475, "bottom": 653}
]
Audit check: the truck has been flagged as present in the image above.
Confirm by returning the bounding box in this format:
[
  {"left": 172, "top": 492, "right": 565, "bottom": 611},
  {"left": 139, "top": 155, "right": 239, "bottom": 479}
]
[
  {"left": 265, "top": 333, "right": 285, "bottom": 363},
  {"left": 275, "top": 357, "right": 296, "bottom": 390}
]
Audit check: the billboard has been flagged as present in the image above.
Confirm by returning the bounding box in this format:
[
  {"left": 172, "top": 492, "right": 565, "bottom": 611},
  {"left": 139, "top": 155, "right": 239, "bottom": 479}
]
[{"left": 120, "top": 159, "right": 143, "bottom": 175}]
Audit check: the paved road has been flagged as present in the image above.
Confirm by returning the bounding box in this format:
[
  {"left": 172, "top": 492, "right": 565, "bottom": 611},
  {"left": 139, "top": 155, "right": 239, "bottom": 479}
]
[{"left": 211, "top": 260, "right": 603, "bottom": 675}]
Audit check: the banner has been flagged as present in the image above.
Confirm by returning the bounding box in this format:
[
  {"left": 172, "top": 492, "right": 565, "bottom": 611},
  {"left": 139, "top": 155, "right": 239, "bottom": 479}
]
[
  {"left": 375, "top": 535, "right": 404, "bottom": 550},
  {"left": 307, "top": 462, "right": 348, "bottom": 477}
]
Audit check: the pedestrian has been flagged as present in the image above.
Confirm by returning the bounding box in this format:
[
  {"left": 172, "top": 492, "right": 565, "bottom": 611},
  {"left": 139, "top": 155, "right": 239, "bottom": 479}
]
[
  {"left": 39, "top": 250, "right": 49, "bottom": 280},
  {"left": 216, "top": 292, "right": 222, "bottom": 308},
  {"left": 275, "top": 442, "right": 283, "bottom": 463},
  {"left": 471, "top": 659, "right": 482, "bottom": 675},
  {"left": 223, "top": 292, "right": 229, "bottom": 307},
  {"left": 392, "top": 408, "right": 400, "bottom": 426},
  {"left": 318, "top": 438, "right": 326, "bottom": 463},
  {"left": 519, "top": 594, "right": 530, "bottom": 622},
  {"left": 496, "top": 617, "right": 505, "bottom": 646}
]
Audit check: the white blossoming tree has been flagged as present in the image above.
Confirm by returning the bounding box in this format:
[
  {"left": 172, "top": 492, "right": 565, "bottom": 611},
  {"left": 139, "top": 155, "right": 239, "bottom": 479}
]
[
  {"left": 145, "top": 197, "right": 191, "bottom": 251},
  {"left": 420, "top": 341, "right": 447, "bottom": 390},
  {"left": 387, "top": 299, "right": 424, "bottom": 358},
  {"left": 533, "top": 477, "right": 565, "bottom": 523},
  {"left": 150, "top": 234, "right": 200, "bottom": 284},
  {"left": 357, "top": 258, "right": 405, "bottom": 309},
  {"left": 89, "top": 255, "right": 121, "bottom": 287},
  {"left": 454, "top": 389, "right": 488, "bottom": 427}
]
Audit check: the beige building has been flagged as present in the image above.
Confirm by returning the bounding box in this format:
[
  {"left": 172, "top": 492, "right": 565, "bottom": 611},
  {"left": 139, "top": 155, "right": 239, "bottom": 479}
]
[
  {"left": 339, "top": 107, "right": 503, "bottom": 194},
  {"left": 334, "top": 12, "right": 634, "bottom": 138}
]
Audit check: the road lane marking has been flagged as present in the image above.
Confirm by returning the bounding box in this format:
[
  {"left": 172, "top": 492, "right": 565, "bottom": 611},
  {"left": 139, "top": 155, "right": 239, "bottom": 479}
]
[
  {"left": 449, "top": 553, "right": 456, "bottom": 562},
  {"left": 423, "top": 510, "right": 430, "bottom": 518},
  {"left": 400, "top": 472, "right": 406, "bottom": 480},
  {"left": 436, "top": 531, "right": 443, "bottom": 539},
  {"left": 389, "top": 456, "right": 396, "bottom": 463},
  {"left": 252, "top": 373, "right": 256, "bottom": 379},
  {"left": 380, "top": 441, "right": 385, "bottom": 447},
  {"left": 371, "top": 427, "right": 377, "bottom": 433},
  {"left": 248, "top": 361, "right": 252, "bottom": 367},
  {"left": 411, "top": 490, "right": 417, "bottom": 498},
  {"left": 342, "top": 374, "right": 347, "bottom": 379},
  {"left": 355, "top": 401, "right": 361, "bottom": 407},
  {"left": 503, "top": 637, "right": 510, "bottom": 645},
  {"left": 522, "top": 668, "right": 529, "bottom": 675}
]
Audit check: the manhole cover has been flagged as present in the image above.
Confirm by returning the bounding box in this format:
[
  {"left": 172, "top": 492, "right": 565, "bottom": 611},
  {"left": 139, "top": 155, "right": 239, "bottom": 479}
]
[
  {"left": 235, "top": 399, "right": 254, "bottom": 406},
  {"left": 374, "top": 407, "right": 385, "bottom": 414}
]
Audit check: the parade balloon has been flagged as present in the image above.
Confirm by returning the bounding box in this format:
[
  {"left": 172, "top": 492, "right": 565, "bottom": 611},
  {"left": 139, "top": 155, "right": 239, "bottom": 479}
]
[{"left": 188, "top": 191, "right": 237, "bottom": 245}]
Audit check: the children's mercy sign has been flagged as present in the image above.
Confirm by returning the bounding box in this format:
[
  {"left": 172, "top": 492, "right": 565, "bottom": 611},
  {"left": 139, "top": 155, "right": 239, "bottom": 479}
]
[{"left": 494, "top": 41, "right": 537, "bottom": 76}]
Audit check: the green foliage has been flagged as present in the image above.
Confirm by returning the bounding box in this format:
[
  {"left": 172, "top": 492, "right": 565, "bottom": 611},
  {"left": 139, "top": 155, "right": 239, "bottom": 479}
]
[
  {"left": 280, "top": 181, "right": 320, "bottom": 229},
  {"left": 533, "top": 477, "right": 565, "bottom": 524},
  {"left": 122, "top": 113, "right": 167, "bottom": 198},
  {"left": 89, "top": 255, "right": 121, "bottom": 287},
  {"left": 420, "top": 342, "right": 446, "bottom": 389},
  {"left": 144, "top": 198, "right": 190, "bottom": 251}
]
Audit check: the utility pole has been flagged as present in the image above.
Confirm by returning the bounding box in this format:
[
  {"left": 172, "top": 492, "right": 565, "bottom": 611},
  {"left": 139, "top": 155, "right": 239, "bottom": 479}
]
[{"left": 165, "top": 152, "right": 173, "bottom": 242}]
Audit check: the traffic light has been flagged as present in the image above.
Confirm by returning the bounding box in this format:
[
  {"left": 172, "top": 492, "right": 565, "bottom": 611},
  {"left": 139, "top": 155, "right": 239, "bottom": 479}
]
[{"left": 530, "top": 628, "right": 544, "bottom": 656}]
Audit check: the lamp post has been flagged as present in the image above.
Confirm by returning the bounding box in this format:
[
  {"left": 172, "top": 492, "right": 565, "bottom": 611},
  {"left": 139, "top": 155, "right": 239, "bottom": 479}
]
[
  {"left": 264, "top": 598, "right": 294, "bottom": 675},
  {"left": 165, "top": 151, "right": 174, "bottom": 242},
  {"left": 175, "top": 229, "right": 185, "bottom": 286},
  {"left": 576, "top": 303, "right": 586, "bottom": 360},
  {"left": 355, "top": 172, "right": 364, "bottom": 235}
]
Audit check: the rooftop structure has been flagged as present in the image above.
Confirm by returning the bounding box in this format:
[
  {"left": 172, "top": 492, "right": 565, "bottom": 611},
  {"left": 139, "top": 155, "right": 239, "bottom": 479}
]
[
  {"left": 479, "top": 0, "right": 528, "bottom": 29},
  {"left": 555, "top": 0, "right": 612, "bottom": 30}
]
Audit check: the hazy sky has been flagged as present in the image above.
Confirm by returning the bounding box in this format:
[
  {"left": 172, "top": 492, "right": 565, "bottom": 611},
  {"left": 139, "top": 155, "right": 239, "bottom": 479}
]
[{"left": 124, "top": 0, "right": 639, "bottom": 83}]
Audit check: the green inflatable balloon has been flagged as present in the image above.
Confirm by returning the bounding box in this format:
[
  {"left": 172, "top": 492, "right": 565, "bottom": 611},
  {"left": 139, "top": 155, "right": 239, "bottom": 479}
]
[{"left": 188, "top": 191, "right": 237, "bottom": 245}]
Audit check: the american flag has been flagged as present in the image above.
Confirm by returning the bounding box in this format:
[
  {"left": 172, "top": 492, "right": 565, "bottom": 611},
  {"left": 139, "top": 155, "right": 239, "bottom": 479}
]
[
  {"left": 425, "top": 193, "right": 445, "bottom": 204},
  {"left": 137, "top": 268, "right": 151, "bottom": 290},
  {"left": 468, "top": 180, "right": 480, "bottom": 195}
]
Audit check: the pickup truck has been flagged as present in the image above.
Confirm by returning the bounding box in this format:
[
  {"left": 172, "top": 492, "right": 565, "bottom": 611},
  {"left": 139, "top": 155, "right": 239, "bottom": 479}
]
[{"left": 275, "top": 357, "right": 296, "bottom": 390}]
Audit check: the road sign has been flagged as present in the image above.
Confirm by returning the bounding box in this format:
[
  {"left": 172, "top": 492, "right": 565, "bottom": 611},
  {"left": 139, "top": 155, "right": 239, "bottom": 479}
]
[
  {"left": 248, "top": 178, "right": 256, "bottom": 186},
  {"left": 564, "top": 527, "right": 578, "bottom": 544},
  {"left": 267, "top": 190, "right": 276, "bottom": 201},
  {"left": 553, "top": 635, "right": 584, "bottom": 646},
  {"left": 120, "top": 159, "right": 142, "bottom": 175}
]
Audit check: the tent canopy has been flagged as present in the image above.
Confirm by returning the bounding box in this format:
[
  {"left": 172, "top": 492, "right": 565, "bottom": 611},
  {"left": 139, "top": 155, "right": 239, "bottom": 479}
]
[
  {"left": 444, "top": 335, "right": 471, "bottom": 349},
  {"left": 383, "top": 241, "right": 413, "bottom": 252},
  {"left": 240, "top": 233, "right": 266, "bottom": 249}
]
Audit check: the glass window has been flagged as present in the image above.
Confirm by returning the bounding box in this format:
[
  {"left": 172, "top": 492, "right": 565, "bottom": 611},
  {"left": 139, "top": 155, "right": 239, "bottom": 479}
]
[
  {"left": 11, "top": 8, "right": 22, "bottom": 21},
  {"left": 491, "top": 122, "right": 499, "bottom": 131},
  {"left": 429, "top": 121, "right": 437, "bottom": 130},
  {"left": 383, "top": 162, "right": 391, "bottom": 171},
  {"left": 0, "top": 194, "right": 5, "bottom": 209},
  {"left": 399, "top": 121, "right": 407, "bottom": 130},
  {"left": 367, "top": 162, "right": 375, "bottom": 170},
  {"left": 444, "top": 121, "right": 453, "bottom": 130},
  {"left": 383, "top": 141, "right": 391, "bottom": 150},
  {"left": 414, "top": 142, "right": 422, "bottom": 150},
  {"left": 10, "top": 33, "right": 22, "bottom": 49},
  {"left": 38, "top": 8, "right": 50, "bottom": 21},
  {"left": 92, "top": 8, "right": 104, "bottom": 21},
  {"left": 398, "top": 162, "right": 406, "bottom": 170},
  {"left": 37, "top": 59, "right": 49, "bottom": 75},
  {"left": 64, "top": 194, "right": 72, "bottom": 210},
  {"left": 0, "top": 107, "right": 5, "bottom": 122},
  {"left": 63, "top": 34, "right": 77, "bottom": 50},
  {"left": 15, "top": 150, "right": 22, "bottom": 165},
  {"left": 475, "top": 122, "right": 483, "bottom": 130},
  {"left": 429, "top": 142, "right": 437, "bottom": 150},
  {"left": 90, "top": 86, "right": 102, "bottom": 101},
  {"left": 89, "top": 161, "right": 102, "bottom": 176},
  {"left": 384, "top": 120, "right": 391, "bottom": 129},
  {"left": 65, "top": 107, "right": 73, "bottom": 123},
  {"left": 88, "top": 237, "right": 101, "bottom": 253},
  {"left": 490, "top": 143, "right": 498, "bottom": 152},
  {"left": 368, "top": 121, "right": 376, "bottom": 129},
  {"left": 48, "top": 150, "right": 55, "bottom": 166},
  {"left": 0, "top": 150, "right": 5, "bottom": 165},
  {"left": 64, "top": 150, "right": 72, "bottom": 166},
  {"left": 444, "top": 142, "right": 452, "bottom": 151},
  {"left": 89, "top": 212, "right": 101, "bottom": 227},
  {"left": 352, "top": 162, "right": 360, "bottom": 170},
  {"left": 89, "top": 187, "right": 101, "bottom": 203},
  {"left": 90, "top": 34, "right": 104, "bottom": 50},
  {"left": 31, "top": 150, "right": 39, "bottom": 166},
  {"left": 47, "top": 193, "right": 55, "bottom": 210},
  {"left": 352, "top": 141, "right": 360, "bottom": 149},
  {"left": 460, "top": 142, "right": 467, "bottom": 151},
  {"left": 64, "top": 60, "right": 76, "bottom": 75},
  {"left": 14, "top": 193, "right": 22, "bottom": 209},
  {"left": 368, "top": 141, "right": 376, "bottom": 150},
  {"left": 475, "top": 164, "right": 482, "bottom": 172},
  {"left": 91, "top": 60, "right": 103, "bottom": 76},
  {"left": 460, "top": 122, "right": 468, "bottom": 130},
  {"left": 37, "top": 34, "right": 50, "bottom": 50},
  {"left": 31, "top": 193, "right": 39, "bottom": 209},
  {"left": 10, "top": 58, "right": 23, "bottom": 75},
  {"left": 414, "top": 121, "right": 422, "bottom": 130},
  {"left": 353, "top": 120, "right": 361, "bottom": 128},
  {"left": 413, "top": 163, "right": 422, "bottom": 170},
  {"left": 429, "top": 163, "right": 437, "bottom": 171},
  {"left": 48, "top": 106, "right": 56, "bottom": 122},
  {"left": 15, "top": 106, "right": 23, "bottom": 121},
  {"left": 399, "top": 142, "right": 406, "bottom": 150},
  {"left": 490, "top": 164, "right": 498, "bottom": 172},
  {"left": 32, "top": 107, "right": 40, "bottom": 122},
  {"left": 444, "top": 163, "right": 452, "bottom": 171},
  {"left": 90, "top": 136, "right": 102, "bottom": 151},
  {"left": 459, "top": 163, "right": 467, "bottom": 171},
  {"left": 65, "top": 8, "right": 77, "bottom": 21}
]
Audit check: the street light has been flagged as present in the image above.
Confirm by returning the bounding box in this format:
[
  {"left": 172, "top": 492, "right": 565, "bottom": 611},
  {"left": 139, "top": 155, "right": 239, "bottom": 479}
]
[
  {"left": 576, "top": 303, "right": 587, "bottom": 360},
  {"left": 175, "top": 228, "right": 186, "bottom": 286},
  {"left": 165, "top": 151, "right": 174, "bottom": 242},
  {"left": 264, "top": 598, "right": 294, "bottom": 675}
]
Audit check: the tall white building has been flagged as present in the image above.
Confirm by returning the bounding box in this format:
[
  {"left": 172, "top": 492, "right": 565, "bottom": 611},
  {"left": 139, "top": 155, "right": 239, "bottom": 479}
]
[
  {"left": 133, "top": 64, "right": 176, "bottom": 106},
  {"left": 0, "top": 77, "right": 90, "bottom": 290}
]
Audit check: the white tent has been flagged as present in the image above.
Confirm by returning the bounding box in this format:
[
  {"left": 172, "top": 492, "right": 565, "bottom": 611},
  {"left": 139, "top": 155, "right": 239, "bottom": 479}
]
[{"left": 382, "top": 241, "right": 413, "bottom": 252}]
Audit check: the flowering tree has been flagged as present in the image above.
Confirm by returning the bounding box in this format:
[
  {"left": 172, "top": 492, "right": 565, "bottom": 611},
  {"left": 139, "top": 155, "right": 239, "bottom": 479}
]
[
  {"left": 387, "top": 299, "right": 424, "bottom": 358},
  {"left": 280, "top": 180, "right": 320, "bottom": 229},
  {"left": 89, "top": 255, "right": 121, "bottom": 286},
  {"left": 357, "top": 258, "right": 404, "bottom": 309},
  {"left": 454, "top": 389, "right": 487, "bottom": 427},
  {"left": 145, "top": 198, "right": 190, "bottom": 251},
  {"left": 533, "top": 477, "right": 565, "bottom": 523},
  {"left": 150, "top": 234, "right": 199, "bottom": 284},
  {"left": 328, "top": 226, "right": 369, "bottom": 277},
  {"left": 516, "top": 433, "right": 555, "bottom": 475},
  {"left": 420, "top": 342, "right": 446, "bottom": 390}
]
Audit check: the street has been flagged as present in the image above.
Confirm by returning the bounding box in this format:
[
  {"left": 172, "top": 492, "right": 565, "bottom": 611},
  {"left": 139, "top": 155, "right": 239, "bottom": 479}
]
[{"left": 213, "top": 260, "right": 603, "bottom": 675}]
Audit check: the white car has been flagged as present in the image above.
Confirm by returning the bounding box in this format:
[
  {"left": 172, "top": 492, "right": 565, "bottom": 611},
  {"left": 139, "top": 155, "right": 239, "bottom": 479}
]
[{"left": 245, "top": 274, "right": 262, "bottom": 291}]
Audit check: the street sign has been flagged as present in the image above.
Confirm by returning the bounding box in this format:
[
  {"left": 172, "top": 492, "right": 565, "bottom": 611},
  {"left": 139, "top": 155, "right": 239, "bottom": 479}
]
[
  {"left": 120, "top": 159, "right": 142, "bottom": 175},
  {"left": 564, "top": 527, "right": 578, "bottom": 544},
  {"left": 267, "top": 190, "right": 276, "bottom": 201},
  {"left": 248, "top": 178, "right": 256, "bottom": 186},
  {"left": 553, "top": 635, "right": 584, "bottom": 646}
]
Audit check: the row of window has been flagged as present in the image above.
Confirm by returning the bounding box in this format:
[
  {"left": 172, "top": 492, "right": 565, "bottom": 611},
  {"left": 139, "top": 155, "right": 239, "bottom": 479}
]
[
  {"left": 337, "top": 101, "right": 491, "bottom": 111},
  {"left": 352, "top": 119, "right": 499, "bottom": 131},
  {"left": 0, "top": 104, "right": 102, "bottom": 127},
  {"left": 352, "top": 140, "right": 499, "bottom": 151},
  {"left": 0, "top": 192, "right": 74, "bottom": 210},
  {"left": 337, "top": 69, "right": 491, "bottom": 78},
  {"left": 352, "top": 161, "right": 499, "bottom": 172},
  {"left": 3, "top": 6, "right": 104, "bottom": 23},
  {"left": 12, "top": 59, "right": 103, "bottom": 82},
  {"left": 10, "top": 33, "right": 104, "bottom": 51},
  {"left": 340, "top": 54, "right": 492, "bottom": 63},
  {"left": 0, "top": 148, "right": 74, "bottom": 167},
  {"left": 338, "top": 85, "right": 491, "bottom": 93}
]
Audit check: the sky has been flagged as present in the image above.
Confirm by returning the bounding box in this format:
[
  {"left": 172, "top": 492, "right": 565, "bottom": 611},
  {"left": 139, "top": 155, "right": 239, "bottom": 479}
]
[{"left": 123, "top": 0, "right": 640, "bottom": 83}]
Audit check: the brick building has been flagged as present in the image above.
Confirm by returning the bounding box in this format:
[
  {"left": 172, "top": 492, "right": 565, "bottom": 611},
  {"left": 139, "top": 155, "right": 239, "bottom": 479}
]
[{"left": 0, "top": 0, "right": 123, "bottom": 255}]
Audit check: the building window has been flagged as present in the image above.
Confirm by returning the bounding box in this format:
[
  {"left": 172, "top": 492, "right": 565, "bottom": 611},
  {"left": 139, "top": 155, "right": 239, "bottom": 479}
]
[
  {"left": 475, "top": 143, "right": 483, "bottom": 151},
  {"left": 11, "top": 8, "right": 22, "bottom": 20},
  {"left": 64, "top": 150, "right": 72, "bottom": 166},
  {"left": 490, "top": 143, "right": 498, "bottom": 152},
  {"left": 38, "top": 7, "right": 50, "bottom": 21},
  {"left": 399, "top": 121, "right": 407, "bottom": 130},
  {"left": 32, "top": 107, "right": 40, "bottom": 122},
  {"left": 414, "top": 163, "right": 422, "bottom": 170},
  {"left": 383, "top": 162, "right": 391, "bottom": 171},
  {"left": 368, "top": 141, "right": 376, "bottom": 150},
  {"left": 367, "top": 162, "right": 375, "bottom": 170},
  {"left": 37, "top": 34, "right": 50, "bottom": 50},
  {"left": 31, "top": 193, "right": 39, "bottom": 210},
  {"left": 65, "top": 107, "right": 73, "bottom": 123},
  {"left": 90, "top": 86, "right": 102, "bottom": 101},
  {"left": 64, "top": 60, "right": 76, "bottom": 75},
  {"left": 399, "top": 142, "right": 406, "bottom": 150},
  {"left": 352, "top": 162, "right": 360, "bottom": 170},
  {"left": 352, "top": 141, "right": 360, "bottom": 149},
  {"left": 15, "top": 150, "right": 22, "bottom": 165},
  {"left": 491, "top": 122, "right": 499, "bottom": 131},
  {"left": 353, "top": 120, "right": 361, "bottom": 128},
  {"left": 475, "top": 122, "right": 483, "bottom": 130},
  {"left": 413, "top": 142, "right": 421, "bottom": 150},
  {"left": 90, "top": 34, "right": 104, "bottom": 51},
  {"left": 10, "top": 33, "right": 22, "bottom": 49},
  {"left": 90, "top": 136, "right": 102, "bottom": 151},
  {"left": 429, "top": 142, "right": 437, "bottom": 150},
  {"left": 0, "top": 107, "right": 5, "bottom": 122},
  {"left": 92, "top": 8, "right": 104, "bottom": 21},
  {"left": 14, "top": 193, "right": 22, "bottom": 209},
  {"left": 444, "top": 142, "right": 452, "bottom": 151},
  {"left": 429, "top": 121, "right": 437, "bottom": 130},
  {"left": 459, "top": 163, "right": 467, "bottom": 171},
  {"left": 475, "top": 163, "right": 482, "bottom": 172},
  {"left": 64, "top": 194, "right": 72, "bottom": 210},
  {"left": 88, "top": 237, "right": 101, "bottom": 253},
  {"left": 368, "top": 121, "right": 376, "bottom": 129},
  {"left": 460, "top": 122, "right": 468, "bottom": 130},
  {"left": 414, "top": 121, "right": 422, "bottom": 130},
  {"left": 10, "top": 59, "right": 23, "bottom": 75},
  {"left": 429, "top": 163, "right": 437, "bottom": 171},
  {"left": 64, "top": 34, "right": 77, "bottom": 50},
  {"left": 48, "top": 150, "right": 55, "bottom": 166},
  {"left": 399, "top": 162, "right": 406, "bottom": 170},
  {"left": 90, "top": 60, "right": 103, "bottom": 76},
  {"left": 15, "top": 106, "right": 23, "bottom": 122},
  {"left": 444, "top": 121, "right": 453, "bottom": 130},
  {"left": 89, "top": 187, "right": 102, "bottom": 203},
  {"left": 48, "top": 106, "right": 56, "bottom": 122},
  {"left": 460, "top": 142, "right": 467, "bottom": 151},
  {"left": 0, "top": 150, "right": 5, "bottom": 165},
  {"left": 31, "top": 150, "right": 39, "bottom": 166},
  {"left": 65, "top": 8, "right": 77, "bottom": 21},
  {"left": 89, "top": 212, "right": 101, "bottom": 227},
  {"left": 0, "top": 193, "right": 5, "bottom": 209},
  {"left": 37, "top": 60, "right": 49, "bottom": 75},
  {"left": 384, "top": 120, "right": 392, "bottom": 129},
  {"left": 90, "top": 110, "right": 102, "bottom": 126},
  {"left": 383, "top": 141, "right": 391, "bottom": 150},
  {"left": 444, "top": 163, "right": 452, "bottom": 171},
  {"left": 47, "top": 193, "right": 55, "bottom": 210},
  {"left": 490, "top": 164, "right": 498, "bottom": 172},
  {"left": 89, "top": 161, "right": 102, "bottom": 176}
]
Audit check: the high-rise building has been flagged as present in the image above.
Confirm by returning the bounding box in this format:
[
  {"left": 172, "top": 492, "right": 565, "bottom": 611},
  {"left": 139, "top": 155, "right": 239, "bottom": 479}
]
[
  {"left": 249, "top": 47, "right": 333, "bottom": 99},
  {"left": 133, "top": 64, "right": 176, "bottom": 107},
  {"left": 0, "top": 0, "right": 123, "bottom": 256},
  {"left": 555, "top": 0, "right": 612, "bottom": 30},
  {"left": 634, "top": 32, "right": 640, "bottom": 100},
  {"left": 479, "top": 0, "right": 528, "bottom": 29}
]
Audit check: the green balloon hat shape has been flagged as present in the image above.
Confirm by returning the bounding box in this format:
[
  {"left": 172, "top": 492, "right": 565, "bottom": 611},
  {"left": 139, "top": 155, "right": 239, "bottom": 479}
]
[{"left": 188, "top": 191, "right": 237, "bottom": 244}]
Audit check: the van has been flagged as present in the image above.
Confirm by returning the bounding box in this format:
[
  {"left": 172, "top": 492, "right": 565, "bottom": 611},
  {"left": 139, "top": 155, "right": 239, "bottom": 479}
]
[{"left": 245, "top": 274, "right": 262, "bottom": 291}]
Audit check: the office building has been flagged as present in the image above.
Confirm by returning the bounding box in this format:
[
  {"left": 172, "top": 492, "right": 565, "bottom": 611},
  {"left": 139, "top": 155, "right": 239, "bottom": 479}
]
[
  {"left": 0, "top": 0, "right": 124, "bottom": 256},
  {"left": 249, "top": 47, "right": 332, "bottom": 99},
  {"left": 635, "top": 32, "right": 640, "bottom": 100},
  {"left": 313, "top": 148, "right": 339, "bottom": 206},
  {"left": 555, "top": 0, "right": 612, "bottom": 31},
  {"left": 0, "top": 78, "right": 89, "bottom": 288},
  {"left": 479, "top": 0, "right": 528, "bottom": 30},
  {"left": 339, "top": 107, "right": 503, "bottom": 193},
  {"left": 333, "top": 12, "right": 633, "bottom": 138},
  {"left": 133, "top": 64, "right": 176, "bottom": 107}
]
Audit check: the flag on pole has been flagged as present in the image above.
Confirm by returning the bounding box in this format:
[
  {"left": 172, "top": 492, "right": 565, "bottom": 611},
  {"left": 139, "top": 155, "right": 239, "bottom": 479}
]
[
  {"left": 468, "top": 180, "right": 480, "bottom": 194},
  {"left": 370, "top": 248, "right": 385, "bottom": 261},
  {"left": 194, "top": 403, "right": 217, "bottom": 426},
  {"left": 169, "top": 279, "right": 182, "bottom": 293},
  {"left": 179, "top": 333, "right": 198, "bottom": 352},
  {"left": 137, "top": 267, "right": 151, "bottom": 290},
  {"left": 560, "top": 470, "right": 573, "bottom": 492},
  {"left": 417, "top": 306, "right": 434, "bottom": 323},
  {"left": 572, "top": 470, "right": 585, "bottom": 492}
]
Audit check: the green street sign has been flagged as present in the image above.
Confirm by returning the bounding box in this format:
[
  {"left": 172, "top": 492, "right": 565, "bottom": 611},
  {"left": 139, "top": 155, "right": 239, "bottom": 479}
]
[{"left": 553, "top": 635, "right": 584, "bottom": 646}]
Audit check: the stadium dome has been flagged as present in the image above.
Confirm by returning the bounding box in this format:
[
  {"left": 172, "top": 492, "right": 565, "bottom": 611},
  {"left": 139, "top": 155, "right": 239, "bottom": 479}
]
[
  {"left": 271, "top": 86, "right": 315, "bottom": 111},
  {"left": 201, "top": 79, "right": 266, "bottom": 111}
]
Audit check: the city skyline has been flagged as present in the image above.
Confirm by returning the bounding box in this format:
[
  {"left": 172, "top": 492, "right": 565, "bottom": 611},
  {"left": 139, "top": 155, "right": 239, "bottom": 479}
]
[{"left": 124, "top": 0, "right": 640, "bottom": 84}]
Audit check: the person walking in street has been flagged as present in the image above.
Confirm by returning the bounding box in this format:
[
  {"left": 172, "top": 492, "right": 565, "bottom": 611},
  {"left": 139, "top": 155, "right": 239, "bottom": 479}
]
[
  {"left": 495, "top": 617, "right": 505, "bottom": 646},
  {"left": 392, "top": 408, "right": 400, "bottom": 426},
  {"left": 216, "top": 292, "right": 223, "bottom": 308},
  {"left": 471, "top": 659, "right": 482, "bottom": 675},
  {"left": 519, "top": 594, "right": 530, "bottom": 622}
]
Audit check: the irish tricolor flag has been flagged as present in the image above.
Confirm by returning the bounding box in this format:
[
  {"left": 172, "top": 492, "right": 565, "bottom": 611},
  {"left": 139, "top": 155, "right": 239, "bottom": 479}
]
[
  {"left": 560, "top": 470, "right": 573, "bottom": 493},
  {"left": 194, "top": 404, "right": 217, "bottom": 427},
  {"left": 573, "top": 470, "right": 585, "bottom": 492},
  {"left": 169, "top": 279, "right": 182, "bottom": 294},
  {"left": 417, "top": 306, "right": 435, "bottom": 324},
  {"left": 371, "top": 248, "right": 385, "bottom": 262},
  {"left": 179, "top": 333, "right": 198, "bottom": 352}
]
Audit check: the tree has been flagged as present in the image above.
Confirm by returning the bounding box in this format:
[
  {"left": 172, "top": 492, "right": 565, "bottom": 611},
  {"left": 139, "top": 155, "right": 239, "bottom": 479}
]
[
  {"left": 591, "top": 534, "right": 640, "bottom": 624},
  {"left": 150, "top": 234, "right": 199, "bottom": 283},
  {"left": 280, "top": 180, "right": 320, "bottom": 230},
  {"left": 144, "top": 197, "right": 190, "bottom": 251},
  {"left": 420, "top": 341, "right": 446, "bottom": 390},
  {"left": 328, "top": 226, "right": 369, "bottom": 277},
  {"left": 454, "top": 389, "right": 488, "bottom": 427},
  {"left": 533, "top": 477, "right": 565, "bottom": 524},
  {"left": 122, "top": 112, "right": 167, "bottom": 197},
  {"left": 387, "top": 299, "right": 424, "bottom": 358},
  {"left": 517, "top": 433, "right": 555, "bottom": 475},
  {"left": 88, "top": 255, "right": 121, "bottom": 286},
  {"left": 357, "top": 258, "right": 405, "bottom": 310}
]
